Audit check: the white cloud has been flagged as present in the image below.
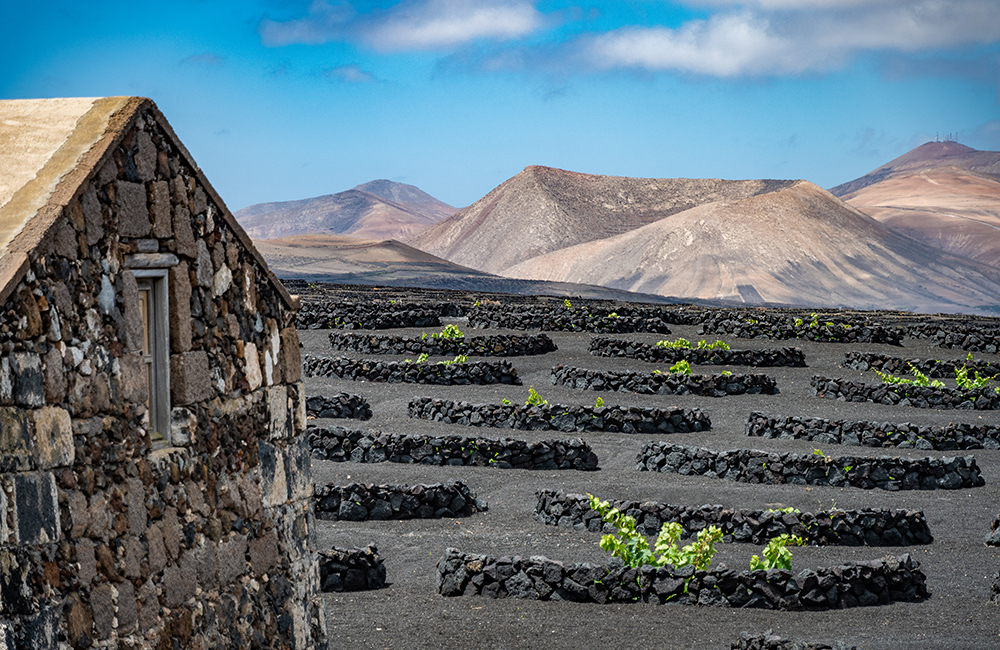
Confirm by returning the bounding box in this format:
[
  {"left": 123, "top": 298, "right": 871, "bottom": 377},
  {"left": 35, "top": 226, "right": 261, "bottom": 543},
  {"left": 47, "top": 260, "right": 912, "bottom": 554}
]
[
  {"left": 180, "top": 52, "right": 226, "bottom": 67},
  {"left": 259, "top": 0, "right": 543, "bottom": 51},
  {"left": 322, "top": 64, "right": 376, "bottom": 83},
  {"left": 582, "top": 0, "right": 1000, "bottom": 76}
]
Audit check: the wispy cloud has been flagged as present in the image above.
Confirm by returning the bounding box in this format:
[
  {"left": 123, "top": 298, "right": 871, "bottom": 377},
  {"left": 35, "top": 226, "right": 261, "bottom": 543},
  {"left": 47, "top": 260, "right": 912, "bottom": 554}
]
[
  {"left": 260, "top": 0, "right": 544, "bottom": 52},
  {"left": 322, "top": 64, "right": 376, "bottom": 83},
  {"left": 580, "top": 0, "right": 1000, "bottom": 77},
  {"left": 180, "top": 52, "right": 226, "bottom": 67}
]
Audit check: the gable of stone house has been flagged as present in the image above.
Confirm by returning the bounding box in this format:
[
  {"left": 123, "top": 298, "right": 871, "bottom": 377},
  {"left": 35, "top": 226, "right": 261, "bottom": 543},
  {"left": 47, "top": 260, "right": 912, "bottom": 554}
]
[{"left": 0, "top": 97, "right": 325, "bottom": 650}]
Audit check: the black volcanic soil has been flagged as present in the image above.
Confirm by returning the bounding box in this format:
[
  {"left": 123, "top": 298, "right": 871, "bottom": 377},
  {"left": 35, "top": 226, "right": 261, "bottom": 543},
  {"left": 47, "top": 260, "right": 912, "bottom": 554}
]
[{"left": 303, "top": 287, "right": 1000, "bottom": 650}]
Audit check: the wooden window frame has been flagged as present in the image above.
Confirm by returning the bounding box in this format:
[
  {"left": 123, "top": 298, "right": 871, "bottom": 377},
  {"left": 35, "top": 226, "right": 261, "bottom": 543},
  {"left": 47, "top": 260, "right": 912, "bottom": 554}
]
[{"left": 133, "top": 269, "right": 171, "bottom": 444}]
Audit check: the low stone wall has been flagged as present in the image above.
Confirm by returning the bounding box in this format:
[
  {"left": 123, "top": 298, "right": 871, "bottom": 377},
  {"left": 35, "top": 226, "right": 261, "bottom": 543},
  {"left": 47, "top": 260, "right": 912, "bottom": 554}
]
[
  {"left": 637, "top": 443, "right": 985, "bottom": 491},
  {"left": 697, "top": 314, "right": 903, "bottom": 346},
  {"left": 306, "top": 393, "right": 372, "bottom": 420},
  {"left": 904, "top": 323, "right": 1000, "bottom": 353},
  {"left": 732, "top": 631, "right": 858, "bottom": 650},
  {"left": 303, "top": 354, "right": 520, "bottom": 385},
  {"left": 841, "top": 351, "right": 1000, "bottom": 378},
  {"left": 745, "top": 411, "right": 1000, "bottom": 451},
  {"left": 328, "top": 332, "right": 557, "bottom": 357},
  {"left": 436, "top": 548, "right": 928, "bottom": 609},
  {"left": 318, "top": 546, "right": 386, "bottom": 592},
  {"left": 307, "top": 425, "right": 600, "bottom": 470},
  {"left": 986, "top": 514, "right": 1000, "bottom": 546},
  {"left": 550, "top": 365, "right": 779, "bottom": 396},
  {"left": 467, "top": 305, "right": 673, "bottom": 334},
  {"left": 811, "top": 375, "right": 1000, "bottom": 410},
  {"left": 297, "top": 301, "right": 441, "bottom": 329},
  {"left": 533, "top": 490, "right": 933, "bottom": 546},
  {"left": 589, "top": 337, "right": 807, "bottom": 367},
  {"left": 408, "top": 397, "right": 711, "bottom": 434},
  {"left": 315, "top": 481, "right": 487, "bottom": 521}
]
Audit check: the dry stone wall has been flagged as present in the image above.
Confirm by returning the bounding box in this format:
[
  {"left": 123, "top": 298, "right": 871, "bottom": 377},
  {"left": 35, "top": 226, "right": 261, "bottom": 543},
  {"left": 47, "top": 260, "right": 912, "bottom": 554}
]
[
  {"left": 986, "top": 515, "right": 1000, "bottom": 546},
  {"left": 550, "top": 365, "right": 779, "bottom": 396},
  {"left": 698, "top": 313, "right": 903, "bottom": 346},
  {"left": 318, "top": 546, "right": 386, "bottom": 593},
  {"left": 732, "top": 631, "right": 858, "bottom": 650},
  {"left": 746, "top": 411, "right": 1000, "bottom": 450},
  {"left": 533, "top": 490, "right": 933, "bottom": 546},
  {"left": 904, "top": 323, "right": 1000, "bottom": 353},
  {"left": 0, "top": 103, "right": 325, "bottom": 648},
  {"left": 307, "top": 425, "right": 599, "bottom": 471},
  {"left": 296, "top": 301, "right": 442, "bottom": 330},
  {"left": 315, "top": 481, "right": 486, "bottom": 521},
  {"left": 841, "top": 351, "right": 1000, "bottom": 378},
  {"left": 436, "top": 548, "right": 928, "bottom": 609},
  {"left": 408, "top": 396, "right": 711, "bottom": 434},
  {"left": 305, "top": 393, "right": 372, "bottom": 420},
  {"left": 467, "top": 305, "right": 673, "bottom": 334},
  {"left": 589, "top": 337, "right": 807, "bottom": 367},
  {"left": 811, "top": 376, "right": 1000, "bottom": 410},
  {"left": 328, "top": 332, "right": 557, "bottom": 357},
  {"left": 303, "top": 354, "right": 520, "bottom": 385},
  {"left": 637, "top": 443, "right": 985, "bottom": 491}
]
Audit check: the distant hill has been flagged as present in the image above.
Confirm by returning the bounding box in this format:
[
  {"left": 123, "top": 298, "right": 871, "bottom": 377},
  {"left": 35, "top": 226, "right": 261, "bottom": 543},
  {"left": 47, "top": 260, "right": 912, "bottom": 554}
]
[
  {"left": 408, "top": 165, "right": 795, "bottom": 275},
  {"left": 407, "top": 165, "right": 1000, "bottom": 314},
  {"left": 502, "top": 181, "right": 1000, "bottom": 314},
  {"left": 251, "top": 234, "right": 686, "bottom": 302},
  {"left": 234, "top": 180, "right": 455, "bottom": 241},
  {"left": 831, "top": 142, "right": 1000, "bottom": 268}
]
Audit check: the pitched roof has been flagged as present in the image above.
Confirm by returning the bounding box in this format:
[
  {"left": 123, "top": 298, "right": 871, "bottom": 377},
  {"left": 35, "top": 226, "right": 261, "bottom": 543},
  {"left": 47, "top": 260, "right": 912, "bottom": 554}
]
[{"left": 0, "top": 96, "right": 295, "bottom": 308}]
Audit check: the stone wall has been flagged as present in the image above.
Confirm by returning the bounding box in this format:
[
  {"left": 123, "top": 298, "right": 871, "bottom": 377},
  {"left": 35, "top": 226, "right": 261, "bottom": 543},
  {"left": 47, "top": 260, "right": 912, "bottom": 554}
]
[
  {"left": 697, "top": 313, "right": 903, "bottom": 346},
  {"left": 0, "top": 102, "right": 324, "bottom": 648},
  {"left": 732, "top": 631, "right": 858, "bottom": 650},
  {"left": 296, "top": 301, "right": 441, "bottom": 330},
  {"left": 589, "top": 337, "right": 807, "bottom": 367},
  {"left": 408, "top": 397, "right": 711, "bottom": 434},
  {"left": 904, "top": 323, "right": 1000, "bottom": 353},
  {"left": 328, "top": 332, "right": 557, "bottom": 357},
  {"left": 436, "top": 548, "right": 928, "bottom": 609},
  {"left": 550, "top": 364, "right": 779, "bottom": 396},
  {"left": 841, "top": 351, "right": 1000, "bottom": 378},
  {"left": 467, "top": 305, "right": 673, "bottom": 334},
  {"left": 305, "top": 393, "right": 372, "bottom": 420},
  {"left": 315, "top": 481, "right": 486, "bottom": 520},
  {"left": 307, "top": 425, "right": 599, "bottom": 471},
  {"left": 303, "top": 354, "right": 520, "bottom": 385},
  {"left": 986, "top": 514, "right": 1000, "bottom": 546},
  {"left": 637, "top": 443, "right": 985, "bottom": 491},
  {"left": 811, "top": 375, "right": 1000, "bottom": 410},
  {"left": 745, "top": 411, "right": 1000, "bottom": 451},
  {"left": 533, "top": 490, "right": 933, "bottom": 546},
  {"left": 318, "top": 546, "right": 386, "bottom": 593}
]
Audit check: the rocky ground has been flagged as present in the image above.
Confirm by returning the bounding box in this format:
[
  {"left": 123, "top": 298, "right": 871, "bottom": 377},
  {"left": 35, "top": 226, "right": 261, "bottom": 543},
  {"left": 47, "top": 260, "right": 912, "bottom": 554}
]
[{"left": 301, "top": 289, "right": 1000, "bottom": 650}]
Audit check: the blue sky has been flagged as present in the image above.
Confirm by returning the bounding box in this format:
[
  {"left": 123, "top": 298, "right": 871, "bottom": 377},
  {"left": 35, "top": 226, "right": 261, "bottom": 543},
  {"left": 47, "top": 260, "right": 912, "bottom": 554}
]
[{"left": 3, "top": 1, "right": 999, "bottom": 211}]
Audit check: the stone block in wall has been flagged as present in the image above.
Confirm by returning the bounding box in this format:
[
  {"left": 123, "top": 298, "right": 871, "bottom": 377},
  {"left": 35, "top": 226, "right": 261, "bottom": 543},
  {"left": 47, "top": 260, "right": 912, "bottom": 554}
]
[
  {"left": 285, "top": 437, "right": 313, "bottom": 502},
  {"left": 281, "top": 327, "right": 301, "bottom": 383},
  {"left": 258, "top": 441, "right": 288, "bottom": 508},
  {"left": 170, "top": 407, "right": 197, "bottom": 445},
  {"left": 0, "top": 406, "right": 32, "bottom": 472},
  {"left": 172, "top": 203, "right": 197, "bottom": 257},
  {"left": 244, "top": 342, "right": 263, "bottom": 391},
  {"left": 196, "top": 240, "right": 213, "bottom": 288},
  {"left": 162, "top": 558, "right": 198, "bottom": 608},
  {"left": 120, "top": 270, "right": 143, "bottom": 352},
  {"left": 150, "top": 179, "right": 173, "bottom": 238},
  {"left": 11, "top": 472, "right": 60, "bottom": 544},
  {"left": 168, "top": 261, "right": 192, "bottom": 353},
  {"left": 42, "top": 346, "right": 65, "bottom": 404},
  {"left": 249, "top": 530, "right": 280, "bottom": 575},
  {"left": 11, "top": 351, "right": 44, "bottom": 407},
  {"left": 268, "top": 386, "right": 291, "bottom": 439},
  {"left": 91, "top": 583, "right": 115, "bottom": 640},
  {"left": 30, "top": 406, "right": 74, "bottom": 469},
  {"left": 116, "top": 180, "right": 151, "bottom": 237},
  {"left": 170, "top": 351, "right": 211, "bottom": 406},
  {"left": 119, "top": 352, "right": 149, "bottom": 405},
  {"left": 82, "top": 184, "right": 104, "bottom": 245},
  {"left": 0, "top": 357, "right": 12, "bottom": 405}
]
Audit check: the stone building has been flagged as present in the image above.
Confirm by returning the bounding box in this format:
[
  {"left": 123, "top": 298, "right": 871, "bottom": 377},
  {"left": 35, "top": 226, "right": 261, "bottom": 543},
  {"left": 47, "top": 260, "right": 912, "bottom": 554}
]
[{"left": 0, "top": 97, "right": 325, "bottom": 649}]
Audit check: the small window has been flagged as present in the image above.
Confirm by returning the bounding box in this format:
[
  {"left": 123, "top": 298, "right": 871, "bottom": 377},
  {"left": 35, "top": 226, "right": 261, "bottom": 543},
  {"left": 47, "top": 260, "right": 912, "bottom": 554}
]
[{"left": 135, "top": 272, "right": 170, "bottom": 443}]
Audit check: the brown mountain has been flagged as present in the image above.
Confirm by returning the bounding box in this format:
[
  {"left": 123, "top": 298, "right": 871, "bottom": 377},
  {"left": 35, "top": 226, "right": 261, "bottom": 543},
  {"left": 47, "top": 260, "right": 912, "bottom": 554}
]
[
  {"left": 830, "top": 142, "right": 1000, "bottom": 268},
  {"left": 234, "top": 180, "right": 455, "bottom": 241},
  {"left": 408, "top": 165, "right": 795, "bottom": 274},
  {"left": 502, "top": 181, "right": 1000, "bottom": 313}
]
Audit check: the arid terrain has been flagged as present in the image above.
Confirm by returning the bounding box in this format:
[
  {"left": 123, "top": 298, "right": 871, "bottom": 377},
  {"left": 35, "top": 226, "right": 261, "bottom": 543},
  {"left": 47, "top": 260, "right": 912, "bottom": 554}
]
[
  {"left": 235, "top": 179, "right": 455, "bottom": 241},
  {"left": 301, "top": 285, "right": 1000, "bottom": 650}
]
